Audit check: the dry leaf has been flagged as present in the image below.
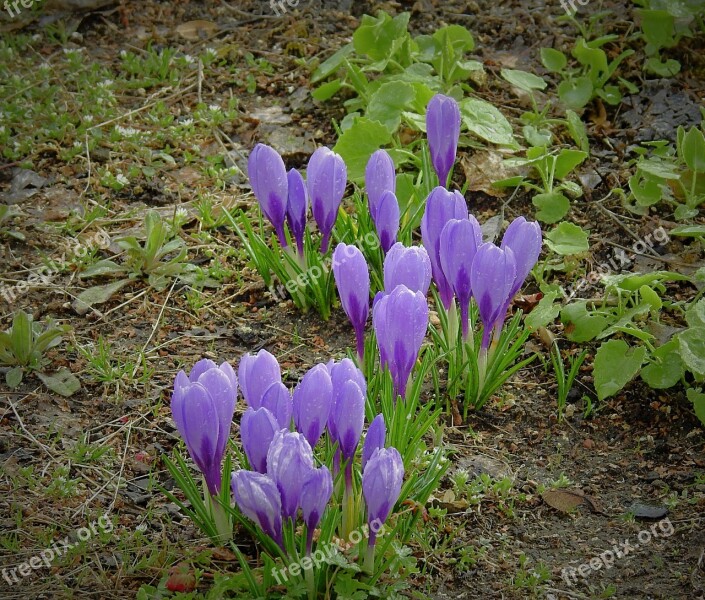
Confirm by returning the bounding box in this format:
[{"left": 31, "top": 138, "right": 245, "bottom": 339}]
[
  {"left": 176, "top": 20, "right": 219, "bottom": 41},
  {"left": 542, "top": 489, "right": 588, "bottom": 513},
  {"left": 460, "top": 151, "right": 514, "bottom": 198}
]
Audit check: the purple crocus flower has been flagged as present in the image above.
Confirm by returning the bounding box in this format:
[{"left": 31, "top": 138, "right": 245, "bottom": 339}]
[
  {"left": 372, "top": 284, "right": 429, "bottom": 400},
  {"left": 470, "top": 243, "right": 517, "bottom": 350},
  {"left": 238, "top": 349, "right": 281, "bottom": 409},
  {"left": 286, "top": 168, "right": 309, "bottom": 256},
  {"left": 330, "top": 380, "right": 365, "bottom": 466},
  {"left": 241, "top": 406, "right": 281, "bottom": 473},
  {"left": 501, "top": 217, "right": 542, "bottom": 299},
  {"left": 248, "top": 143, "right": 288, "bottom": 248},
  {"left": 326, "top": 358, "right": 367, "bottom": 441},
  {"left": 421, "top": 187, "right": 468, "bottom": 310},
  {"left": 383, "top": 243, "right": 432, "bottom": 296},
  {"left": 439, "top": 217, "right": 483, "bottom": 340},
  {"left": 300, "top": 466, "right": 333, "bottom": 553},
  {"left": 171, "top": 360, "right": 237, "bottom": 496},
  {"left": 426, "top": 94, "right": 461, "bottom": 186},
  {"left": 361, "top": 414, "right": 386, "bottom": 470},
  {"left": 292, "top": 364, "right": 333, "bottom": 448},
  {"left": 374, "top": 191, "right": 400, "bottom": 254},
  {"left": 362, "top": 446, "right": 404, "bottom": 548},
  {"left": 231, "top": 470, "right": 283, "bottom": 549},
  {"left": 266, "top": 429, "right": 315, "bottom": 521},
  {"left": 365, "top": 149, "right": 396, "bottom": 222},
  {"left": 307, "top": 147, "right": 347, "bottom": 253},
  {"left": 261, "top": 382, "right": 293, "bottom": 430},
  {"left": 332, "top": 243, "right": 370, "bottom": 361}
]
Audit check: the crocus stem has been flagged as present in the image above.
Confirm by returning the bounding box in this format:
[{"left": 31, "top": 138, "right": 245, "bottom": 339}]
[
  {"left": 342, "top": 462, "right": 355, "bottom": 541},
  {"left": 305, "top": 562, "right": 316, "bottom": 600},
  {"left": 445, "top": 298, "right": 459, "bottom": 350},
  {"left": 364, "top": 540, "right": 375, "bottom": 574},
  {"left": 355, "top": 328, "right": 365, "bottom": 365},
  {"left": 204, "top": 483, "right": 231, "bottom": 544},
  {"left": 476, "top": 347, "right": 488, "bottom": 407}
]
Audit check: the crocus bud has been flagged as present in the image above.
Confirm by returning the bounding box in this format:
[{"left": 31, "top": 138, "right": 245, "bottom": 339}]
[
  {"left": 300, "top": 466, "right": 333, "bottom": 533},
  {"left": 332, "top": 243, "right": 370, "bottom": 361},
  {"left": 307, "top": 147, "right": 347, "bottom": 253},
  {"left": 330, "top": 380, "right": 365, "bottom": 464},
  {"left": 501, "top": 217, "right": 542, "bottom": 298},
  {"left": 362, "top": 446, "right": 404, "bottom": 547},
  {"left": 238, "top": 349, "right": 281, "bottom": 409},
  {"left": 231, "top": 470, "right": 283, "bottom": 549},
  {"left": 361, "top": 414, "right": 386, "bottom": 470},
  {"left": 426, "top": 94, "right": 461, "bottom": 186},
  {"left": 365, "top": 149, "right": 396, "bottom": 222},
  {"left": 470, "top": 243, "right": 517, "bottom": 350},
  {"left": 248, "top": 143, "right": 288, "bottom": 248},
  {"left": 293, "top": 364, "right": 333, "bottom": 448},
  {"left": 383, "top": 243, "right": 432, "bottom": 296},
  {"left": 374, "top": 191, "right": 400, "bottom": 254},
  {"left": 421, "top": 187, "right": 468, "bottom": 310},
  {"left": 372, "top": 284, "right": 429, "bottom": 400},
  {"left": 439, "top": 217, "right": 483, "bottom": 339},
  {"left": 261, "top": 382, "right": 293, "bottom": 430},
  {"left": 286, "top": 168, "right": 309, "bottom": 256},
  {"left": 241, "top": 407, "right": 281, "bottom": 473},
  {"left": 171, "top": 360, "right": 237, "bottom": 496},
  {"left": 266, "top": 430, "right": 315, "bottom": 521},
  {"left": 326, "top": 358, "right": 367, "bottom": 441}
]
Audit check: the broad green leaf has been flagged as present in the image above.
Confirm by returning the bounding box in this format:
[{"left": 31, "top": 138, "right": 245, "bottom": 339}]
[
  {"left": 545, "top": 222, "right": 589, "bottom": 255},
  {"left": 81, "top": 259, "right": 127, "bottom": 278},
  {"left": 671, "top": 225, "right": 705, "bottom": 238},
  {"left": 11, "top": 311, "right": 33, "bottom": 366},
  {"left": 311, "top": 43, "right": 353, "bottom": 83},
  {"left": 312, "top": 78, "right": 343, "bottom": 102},
  {"left": 637, "top": 158, "right": 680, "bottom": 180},
  {"left": 540, "top": 47, "right": 567, "bottom": 73},
  {"left": 597, "top": 85, "right": 622, "bottom": 106},
  {"left": 602, "top": 271, "right": 691, "bottom": 292},
  {"left": 687, "top": 388, "right": 705, "bottom": 426},
  {"left": 558, "top": 77, "right": 593, "bottom": 110},
  {"left": 638, "top": 9, "right": 676, "bottom": 49},
  {"left": 596, "top": 304, "right": 651, "bottom": 340},
  {"left": 561, "top": 301, "right": 610, "bottom": 342},
  {"left": 532, "top": 192, "right": 570, "bottom": 224},
  {"left": 593, "top": 339, "right": 647, "bottom": 400},
  {"left": 501, "top": 68, "right": 547, "bottom": 92},
  {"left": 686, "top": 299, "right": 705, "bottom": 329},
  {"left": 523, "top": 125, "right": 553, "bottom": 147},
  {"left": 681, "top": 127, "right": 705, "bottom": 172},
  {"left": 644, "top": 57, "right": 681, "bottom": 77},
  {"left": 554, "top": 149, "right": 588, "bottom": 180},
  {"left": 6, "top": 366, "right": 23, "bottom": 388},
  {"left": 565, "top": 110, "right": 589, "bottom": 153},
  {"left": 572, "top": 38, "right": 608, "bottom": 84},
  {"left": 72, "top": 279, "right": 131, "bottom": 315},
  {"left": 367, "top": 81, "right": 416, "bottom": 133},
  {"left": 353, "top": 11, "right": 410, "bottom": 62},
  {"left": 641, "top": 340, "right": 684, "bottom": 389},
  {"left": 629, "top": 173, "right": 664, "bottom": 206},
  {"left": 36, "top": 368, "right": 81, "bottom": 397},
  {"left": 678, "top": 327, "right": 705, "bottom": 378},
  {"left": 459, "top": 98, "right": 517, "bottom": 148},
  {"left": 333, "top": 117, "right": 393, "bottom": 182},
  {"left": 525, "top": 291, "right": 561, "bottom": 330}
]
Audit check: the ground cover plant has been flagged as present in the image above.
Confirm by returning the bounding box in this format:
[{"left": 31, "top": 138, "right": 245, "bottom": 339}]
[{"left": 1, "top": 1, "right": 704, "bottom": 599}]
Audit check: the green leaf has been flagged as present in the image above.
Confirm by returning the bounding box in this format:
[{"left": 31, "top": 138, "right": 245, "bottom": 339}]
[
  {"left": 554, "top": 149, "right": 588, "bottom": 180},
  {"left": 629, "top": 173, "right": 664, "bottom": 206},
  {"left": 561, "top": 302, "right": 610, "bottom": 342},
  {"left": 644, "top": 56, "right": 681, "bottom": 77},
  {"left": 681, "top": 127, "right": 705, "bottom": 172},
  {"left": 353, "top": 11, "right": 410, "bottom": 62},
  {"left": 602, "top": 270, "right": 690, "bottom": 292},
  {"left": 686, "top": 388, "right": 705, "bottom": 426},
  {"left": 501, "top": 68, "right": 547, "bottom": 92},
  {"left": 367, "top": 81, "right": 416, "bottom": 133},
  {"left": 686, "top": 299, "right": 705, "bottom": 329},
  {"left": 6, "top": 366, "right": 23, "bottom": 388},
  {"left": 312, "top": 78, "right": 343, "bottom": 102},
  {"left": 72, "top": 279, "right": 131, "bottom": 314},
  {"left": 540, "top": 47, "right": 567, "bottom": 73},
  {"left": 678, "top": 327, "right": 705, "bottom": 378},
  {"left": 459, "top": 98, "right": 517, "bottom": 147},
  {"left": 525, "top": 291, "right": 561, "bottom": 330},
  {"left": 593, "top": 339, "right": 647, "bottom": 400},
  {"left": 311, "top": 43, "right": 354, "bottom": 83},
  {"left": 545, "top": 222, "right": 590, "bottom": 255},
  {"left": 37, "top": 368, "right": 81, "bottom": 397},
  {"left": 333, "top": 117, "right": 393, "bottom": 182},
  {"left": 81, "top": 259, "right": 127, "bottom": 278},
  {"left": 565, "top": 110, "right": 589, "bottom": 153},
  {"left": 638, "top": 9, "right": 676, "bottom": 49},
  {"left": 532, "top": 192, "right": 571, "bottom": 224},
  {"left": 670, "top": 225, "right": 705, "bottom": 238},
  {"left": 558, "top": 77, "right": 593, "bottom": 110},
  {"left": 637, "top": 157, "right": 680, "bottom": 180},
  {"left": 641, "top": 340, "right": 684, "bottom": 389},
  {"left": 11, "top": 311, "right": 33, "bottom": 366}
]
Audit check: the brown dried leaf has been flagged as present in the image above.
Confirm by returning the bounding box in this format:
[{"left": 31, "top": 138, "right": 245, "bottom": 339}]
[{"left": 176, "top": 20, "right": 219, "bottom": 41}]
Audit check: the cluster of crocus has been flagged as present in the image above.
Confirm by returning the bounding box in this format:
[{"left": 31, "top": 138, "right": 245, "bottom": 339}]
[
  {"left": 247, "top": 143, "right": 347, "bottom": 255},
  {"left": 365, "top": 149, "right": 400, "bottom": 253},
  {"left": 204, "top": 351, "right": 405, "bottom": 567}
]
